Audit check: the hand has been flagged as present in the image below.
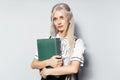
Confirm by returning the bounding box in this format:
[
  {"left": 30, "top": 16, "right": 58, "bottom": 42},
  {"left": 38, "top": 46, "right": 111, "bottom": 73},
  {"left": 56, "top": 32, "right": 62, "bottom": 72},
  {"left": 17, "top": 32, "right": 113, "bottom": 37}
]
[
  {"left": 49, "top": 55, "right": 62, "bottom": 68},
  {"left": 40, "top": 68, "right": 49, "bottom": 79}
]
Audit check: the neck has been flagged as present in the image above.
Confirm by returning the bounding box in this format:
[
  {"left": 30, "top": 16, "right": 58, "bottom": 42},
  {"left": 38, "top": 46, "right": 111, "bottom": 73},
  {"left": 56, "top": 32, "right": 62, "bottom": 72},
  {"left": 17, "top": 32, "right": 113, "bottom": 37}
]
[{"left": 58, "top": 31, "right": 67, "bottom": 38}]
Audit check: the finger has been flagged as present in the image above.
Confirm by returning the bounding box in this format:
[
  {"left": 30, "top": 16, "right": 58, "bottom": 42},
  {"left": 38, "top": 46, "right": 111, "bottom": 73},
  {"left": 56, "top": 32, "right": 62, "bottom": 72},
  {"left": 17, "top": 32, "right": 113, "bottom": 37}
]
[
  {"left": 40, "top": 72, "right": 43, "bottom": 76},
  {"left": 56, "top": 56, "right": 62, "bottom": 59},
  {"left": 58, "top": 62, "right": 62, "bottom": 65},
  {"left": 42, "top": 74, "right": 47, "bottom": 79},
  {"left": 59, "top": 61, "right": 62, "bottom": 63},
  {"left": 54, "top": 55, "right": 61, "bottom": 57},
  {"left": 41, "top": 73, "right": 46, "bottom": 79},
  {"left": 58, "top": 59, "right": 62, "bottom": 62}
]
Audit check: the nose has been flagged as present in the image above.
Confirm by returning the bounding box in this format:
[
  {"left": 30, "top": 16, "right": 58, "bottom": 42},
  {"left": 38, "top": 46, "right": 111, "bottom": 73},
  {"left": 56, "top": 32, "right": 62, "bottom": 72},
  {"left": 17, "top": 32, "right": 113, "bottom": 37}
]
[{"left": 57, "top": 19, "right": 61, "bottom": 25}]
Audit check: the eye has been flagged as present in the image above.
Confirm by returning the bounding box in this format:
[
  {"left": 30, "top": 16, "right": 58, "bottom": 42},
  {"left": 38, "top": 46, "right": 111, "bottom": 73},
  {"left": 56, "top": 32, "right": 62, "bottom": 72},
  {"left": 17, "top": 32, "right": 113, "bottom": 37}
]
[
  {"left": 60, "top": 16, "right": 64, "bottom": 19},
  {"left": 53, "top": 17, "right": 57, "bottom": 21}
]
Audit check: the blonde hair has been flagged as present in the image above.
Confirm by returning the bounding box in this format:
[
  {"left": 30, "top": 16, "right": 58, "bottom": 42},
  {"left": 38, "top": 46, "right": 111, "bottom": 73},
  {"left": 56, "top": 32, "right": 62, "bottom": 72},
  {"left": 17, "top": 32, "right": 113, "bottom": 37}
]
[{"left": 50, "top": 3, "right": 75, "bottom": 59}]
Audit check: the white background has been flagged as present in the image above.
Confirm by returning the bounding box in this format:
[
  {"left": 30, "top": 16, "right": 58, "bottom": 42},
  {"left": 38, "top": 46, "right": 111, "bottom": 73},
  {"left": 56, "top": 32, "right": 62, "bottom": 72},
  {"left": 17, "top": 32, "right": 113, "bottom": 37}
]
[{"left": 0, "top": 0, "right": 120, "bottom": 80}]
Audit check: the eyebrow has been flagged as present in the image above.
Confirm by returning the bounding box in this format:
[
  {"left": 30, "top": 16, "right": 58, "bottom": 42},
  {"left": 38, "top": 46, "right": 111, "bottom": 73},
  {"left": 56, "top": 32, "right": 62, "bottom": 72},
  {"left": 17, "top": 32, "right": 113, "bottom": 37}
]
[
  {"left": 53, "top": 15, "right": 64, "bottom": 20},
  {"left": 53, "top": 17, "right": 57, "bottom": 21}
]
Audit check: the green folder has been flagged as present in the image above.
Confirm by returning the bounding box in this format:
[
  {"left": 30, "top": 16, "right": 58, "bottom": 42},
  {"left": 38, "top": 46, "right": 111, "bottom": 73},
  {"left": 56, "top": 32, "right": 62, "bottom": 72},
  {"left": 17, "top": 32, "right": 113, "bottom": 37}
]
[
  {"left": 37, "top": 38, "right": 61, "bottom": 61},
  {"left": 37, "top": 38, "right": 61, "bottom": 78}
]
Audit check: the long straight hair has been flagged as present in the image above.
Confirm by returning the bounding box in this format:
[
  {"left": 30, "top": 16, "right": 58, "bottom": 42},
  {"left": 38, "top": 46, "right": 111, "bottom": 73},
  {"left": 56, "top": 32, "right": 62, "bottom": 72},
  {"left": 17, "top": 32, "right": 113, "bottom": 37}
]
[{"left": 50, "top": 3, "right": 75, "bottom": 59}]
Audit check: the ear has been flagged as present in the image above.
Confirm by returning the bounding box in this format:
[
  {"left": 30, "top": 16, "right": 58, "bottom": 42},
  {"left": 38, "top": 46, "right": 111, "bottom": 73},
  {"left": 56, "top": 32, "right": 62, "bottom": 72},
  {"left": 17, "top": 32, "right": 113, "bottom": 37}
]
[{"left": 67, "top": 15, "right": 70, "bottom": 20}]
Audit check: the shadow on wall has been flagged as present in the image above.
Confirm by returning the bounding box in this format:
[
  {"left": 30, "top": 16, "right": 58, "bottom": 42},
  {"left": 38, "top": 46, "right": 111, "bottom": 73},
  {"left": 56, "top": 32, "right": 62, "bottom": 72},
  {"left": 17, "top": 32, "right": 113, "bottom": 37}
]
[{"left": 74, "top": 23, "right": 92, "bottom": 80}]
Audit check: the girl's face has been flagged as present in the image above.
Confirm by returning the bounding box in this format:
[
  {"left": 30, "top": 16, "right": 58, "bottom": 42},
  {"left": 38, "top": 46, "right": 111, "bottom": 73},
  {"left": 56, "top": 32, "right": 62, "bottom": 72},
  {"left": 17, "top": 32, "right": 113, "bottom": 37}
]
[{"left": 53, "top": 10, "right": 69, "bottom": 33}]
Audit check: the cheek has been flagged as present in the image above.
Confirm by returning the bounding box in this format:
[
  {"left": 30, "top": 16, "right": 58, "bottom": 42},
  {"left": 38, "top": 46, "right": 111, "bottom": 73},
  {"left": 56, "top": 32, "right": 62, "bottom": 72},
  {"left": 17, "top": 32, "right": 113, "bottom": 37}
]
[
  {"left": 63, "top": 21, "right": 68, "bottom": 27},
  {"left": 53, "top": 22, "right": 58, "bottom": 29},
  {"left": 62, "top": 20, "right": 67, "bottom": 25},
  {"left": 53, "top": 21, "right": 57, "bottom": 26}
]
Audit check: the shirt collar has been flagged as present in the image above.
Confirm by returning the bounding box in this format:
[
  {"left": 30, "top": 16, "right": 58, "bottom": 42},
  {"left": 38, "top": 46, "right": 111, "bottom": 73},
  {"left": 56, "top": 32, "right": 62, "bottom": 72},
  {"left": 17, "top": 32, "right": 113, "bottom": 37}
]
[{"left": 56, "top": 34, "right": 68, "bottom": 39}]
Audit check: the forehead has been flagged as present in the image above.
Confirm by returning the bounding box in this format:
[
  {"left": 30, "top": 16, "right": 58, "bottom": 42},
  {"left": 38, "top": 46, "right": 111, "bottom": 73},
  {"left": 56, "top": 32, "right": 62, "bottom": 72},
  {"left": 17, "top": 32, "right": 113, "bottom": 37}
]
[{"left": 53, "top": 10, "right": 66, "bottom": 17}]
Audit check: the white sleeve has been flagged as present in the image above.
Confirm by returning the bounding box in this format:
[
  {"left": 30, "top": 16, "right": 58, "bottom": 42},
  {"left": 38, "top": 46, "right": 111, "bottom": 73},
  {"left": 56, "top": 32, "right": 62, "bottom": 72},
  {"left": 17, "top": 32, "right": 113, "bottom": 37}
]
[
  {"left": 70, "top": 38, "right": 85, "bottom": 66},
  {"left": 34, "top": 50, "right": 38, "bottom": 60}
]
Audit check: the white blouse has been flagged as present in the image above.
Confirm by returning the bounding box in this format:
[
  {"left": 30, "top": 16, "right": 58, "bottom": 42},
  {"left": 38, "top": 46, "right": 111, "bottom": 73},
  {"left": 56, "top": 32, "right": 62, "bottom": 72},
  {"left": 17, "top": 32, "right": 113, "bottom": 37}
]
[
  {"left": 56, "top": 35, "right": 85, "bottom": 67},
  {"left": 34, "top": 35, "right": 85, "bottom": 67}
]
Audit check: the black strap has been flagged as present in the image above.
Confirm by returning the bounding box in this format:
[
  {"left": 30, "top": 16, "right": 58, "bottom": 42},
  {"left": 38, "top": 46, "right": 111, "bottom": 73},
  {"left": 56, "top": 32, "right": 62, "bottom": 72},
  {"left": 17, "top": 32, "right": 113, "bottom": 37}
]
[
  {"left": 74, "top": 73, "right": 78, "bottom": 80},
  {"left": 74, "top": 36, "right": 78, "bottom": 41},
  {"left": 41, "top": 75, "right": 66, "bottom": 80},
  {"left": 49, "top": 36, "right": 52, "bottom": 39}
]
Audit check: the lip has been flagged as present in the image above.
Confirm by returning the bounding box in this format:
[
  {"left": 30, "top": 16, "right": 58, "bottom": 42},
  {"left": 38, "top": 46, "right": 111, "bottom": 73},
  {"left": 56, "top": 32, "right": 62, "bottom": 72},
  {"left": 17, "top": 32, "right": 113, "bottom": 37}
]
[{"left": 57, "top": 25, "right": 63, "bottom": 28}]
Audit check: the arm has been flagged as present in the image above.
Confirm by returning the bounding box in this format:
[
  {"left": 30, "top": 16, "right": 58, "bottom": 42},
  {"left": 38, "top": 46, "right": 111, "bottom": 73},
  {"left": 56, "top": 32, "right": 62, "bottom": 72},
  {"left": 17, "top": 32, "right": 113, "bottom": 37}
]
[
  {"left": 40, "top": 39, "right": 85, "bottom": 76},
  {"left": 31, "top": 55, "right": 62, "bottom": 69},
  {"left": 31, "top": 58, "right": 50, "bottom": 69},
  {"left": 40, "top": 60, "right": 80, "bottom": 77}
]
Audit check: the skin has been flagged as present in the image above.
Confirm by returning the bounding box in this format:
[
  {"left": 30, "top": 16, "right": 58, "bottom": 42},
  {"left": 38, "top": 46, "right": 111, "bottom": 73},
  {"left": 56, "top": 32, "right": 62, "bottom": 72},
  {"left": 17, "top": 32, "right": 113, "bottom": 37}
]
[
  {"left": 31, "top": 55, "right": 62, "bottom": 69},
  {"left": 40, "top": 10, "right": 80, "bottom": 79},
  {"left": 53, "top": 10, "right": 69, "bottom": 37}
]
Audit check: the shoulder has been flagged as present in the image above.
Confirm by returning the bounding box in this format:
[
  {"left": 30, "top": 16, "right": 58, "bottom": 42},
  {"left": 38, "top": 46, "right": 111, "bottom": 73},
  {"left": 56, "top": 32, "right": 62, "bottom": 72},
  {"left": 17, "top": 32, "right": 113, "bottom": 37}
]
[
  {"left": 74, "top": 37, "right": 85, "bottom": 49},
  {"left": 75, "top": 38, "right": 84, "bottom": 44},
  {"left": 74, "top": 36, "right": 84, "bottom": 44}
]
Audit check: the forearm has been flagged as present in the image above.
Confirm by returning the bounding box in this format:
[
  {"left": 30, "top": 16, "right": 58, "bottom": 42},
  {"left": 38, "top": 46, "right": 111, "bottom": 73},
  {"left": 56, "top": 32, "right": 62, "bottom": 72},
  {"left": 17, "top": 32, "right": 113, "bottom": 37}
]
[
  {"left": 48, "top": 66, "right": 76, "bottom": 75},
  {"left": 31, "top": 59, "right": 50, "bottom": 69},
  {"left": 31, "top": 55, "right": 62, "bottom": 69},
  {"left": 46, "top": 61, "right": 80, "bottom": 76}
]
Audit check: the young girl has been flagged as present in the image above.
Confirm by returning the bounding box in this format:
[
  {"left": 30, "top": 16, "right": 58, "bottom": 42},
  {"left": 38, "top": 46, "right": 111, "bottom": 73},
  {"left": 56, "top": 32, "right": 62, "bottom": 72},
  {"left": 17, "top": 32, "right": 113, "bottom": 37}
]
[{"left": 31, "top": 3, "right": 85, "bottom": 80}]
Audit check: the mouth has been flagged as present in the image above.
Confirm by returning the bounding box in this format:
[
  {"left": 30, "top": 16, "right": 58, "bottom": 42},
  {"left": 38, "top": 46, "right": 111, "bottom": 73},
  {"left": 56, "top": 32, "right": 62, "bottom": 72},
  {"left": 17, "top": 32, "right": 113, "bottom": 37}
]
[{"left": 57, "top": 25, "right": 63, "bottom": 28}]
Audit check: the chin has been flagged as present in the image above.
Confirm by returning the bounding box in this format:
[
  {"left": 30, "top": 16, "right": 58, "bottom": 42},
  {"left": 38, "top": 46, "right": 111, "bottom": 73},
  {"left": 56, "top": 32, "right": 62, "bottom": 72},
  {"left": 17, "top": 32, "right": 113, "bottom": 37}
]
[
  {"left": 57, "top": 28, "right": 64, "bottom": 31},
  {"left": 58, "top": 29, "right": 64, "bottom": 32}
]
